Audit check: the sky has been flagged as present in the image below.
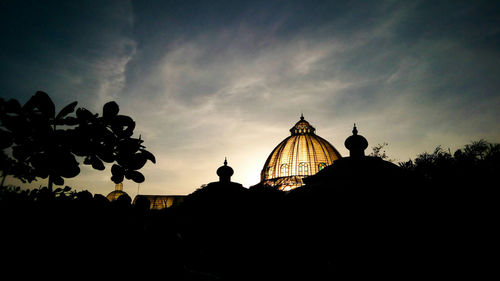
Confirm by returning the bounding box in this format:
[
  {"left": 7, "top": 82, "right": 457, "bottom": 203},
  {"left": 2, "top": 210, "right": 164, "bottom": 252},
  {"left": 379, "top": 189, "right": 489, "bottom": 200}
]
[{"left": 1, "top": 0, "right": 499, "bottom": 197}]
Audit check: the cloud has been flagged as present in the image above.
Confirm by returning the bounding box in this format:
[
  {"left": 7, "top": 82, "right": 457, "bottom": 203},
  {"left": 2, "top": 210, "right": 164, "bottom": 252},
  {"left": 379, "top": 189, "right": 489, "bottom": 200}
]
[
  {"left": 2, "top": 0, "right": 500, "bottom": 196},
  {"left": 0, "top": 1, "right": 136, "bottom": 108}
]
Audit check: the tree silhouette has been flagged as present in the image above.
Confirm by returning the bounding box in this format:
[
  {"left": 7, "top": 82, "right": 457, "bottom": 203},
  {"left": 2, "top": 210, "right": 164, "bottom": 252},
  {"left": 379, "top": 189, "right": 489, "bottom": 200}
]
[
  {"left": 398, "top": 139, "right": 499, "bottom": 187},
  {"left": 0, "top": 91, "right": 155, "bottom": 189},
  {"left": 369, "top": 142, "right": 394, "bottom": 162}
]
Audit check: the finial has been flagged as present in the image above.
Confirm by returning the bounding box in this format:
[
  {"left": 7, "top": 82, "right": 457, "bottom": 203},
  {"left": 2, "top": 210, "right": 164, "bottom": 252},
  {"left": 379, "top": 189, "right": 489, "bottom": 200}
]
[
  {"left": 300, "top": 113, "right": 304, "bottom": 120},
  {"left": 115, "top": 182, "right": 123, "bottom": 191},
  {"left": 352, "top": 123, "right": 358, "bottom": 135},
  {"left": 217, "top": 157, "right": 233, "bottom": 182}
]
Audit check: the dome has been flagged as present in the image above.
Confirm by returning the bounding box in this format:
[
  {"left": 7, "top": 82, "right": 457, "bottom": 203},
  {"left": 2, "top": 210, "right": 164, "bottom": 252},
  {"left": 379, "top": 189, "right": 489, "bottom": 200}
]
[
  {"left": 216, "top": 158, "right": 234, "bottom": 182},
  {"left": 344, "top": 124, "right": 368, "bottom": 158},
  {"left": 106, "top": 182, "right": 128, "bottom": 202},
  {"left": 261, "top": 115, "right": 342, "bottom": 191}
]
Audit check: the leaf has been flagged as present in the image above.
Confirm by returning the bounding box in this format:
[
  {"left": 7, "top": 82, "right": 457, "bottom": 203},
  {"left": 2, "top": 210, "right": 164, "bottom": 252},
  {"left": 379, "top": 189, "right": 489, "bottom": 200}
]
[
  {"left": 91, "top": 157, "right": 105, "bottom": 171},
  {"left": 96, "top": 140, "right": 116, "bottom": 163},
  {"left": 113, "top": 115, "right": 134, "bottom": 127},
  {"left": 103, "top": 101, "right": 119, "bottom": 118},
  {"left": 140, "top": 149, "right": 156, "bottom": 164},
  {"left": 1, "top": 115, "right": 26, "bottom": 135},
  {"left": 5, "top": 99, "right": 21, "bottom": 113},
  {"left": 111, "top": 163, "right": 123, "bottom": 174},
  {"left": 125, "top": 170, "right": 145, "bottom": 183},
  {"left": 12, "top": 146, "right": 30, "bottom": 161},
  {"left": 55, "top": 101, "right": 78, "bottom": 120},
  {"left": 0, "top": 129, "right": 13, "bottom": 149},
  {"left": 83, "top": 157, "right": 92, "bottom": 165},
  {"left": 60, "top": 163, "right": 80, "bottom": 178},
  {"left": 52, "top": 175, "right": 64, "bottom": 186},
  {"left": 111, "top": 164, "right": 124, "bottom": 183},
  {"left": 125, "top": 153, "right": 147, "bottom": 170},
  {"left": 52, "top": 150, "right": 80, "bottom": 178},
  {"left": 97, "top": 149, "right": 114, "bottom": 163},
  {"left": 76, "top": 108, "right": 95, "bottom": 121},
  {"left": 117, "top": 138, "right": 141, "bottom": 155},
  {"left": 32, "top": 91, "right": 56, "bottom": 118},
  {"left": 111, "top": 115, "right": 135, "bottom": 138},
  {"left": 111, "top": 174, "right": 124, "bottom": 184},
  {"left": 56, "top": 116, "right": 78, "bottom": 126}
]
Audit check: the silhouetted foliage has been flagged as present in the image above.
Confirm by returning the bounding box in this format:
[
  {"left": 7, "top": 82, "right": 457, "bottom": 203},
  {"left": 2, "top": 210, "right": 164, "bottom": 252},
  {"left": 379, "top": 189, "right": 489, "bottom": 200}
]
[
  {"left": 0, "top": 91, "right": 155, "bottom": 189},
  {"left": 398, "top": 139, "right": 500, "bottom": 187},
  {"left": 369, "top": 142, "right": 394, "bottom": 162}
]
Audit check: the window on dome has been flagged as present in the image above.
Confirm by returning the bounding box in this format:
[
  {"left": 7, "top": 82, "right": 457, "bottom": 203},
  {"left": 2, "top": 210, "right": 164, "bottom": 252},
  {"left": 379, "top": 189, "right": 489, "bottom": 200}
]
[
  {"left": 298, "top": 162, "right": 308, "bottom": 174},
  {"left": 318, "top": 162, "right": 326, "bottom": 171},
  {"left": 280, "top": 164, "right": 289, "bottom": 176},
  {"left": 166, "top": 197, "right": 174, "bottom": 208}
]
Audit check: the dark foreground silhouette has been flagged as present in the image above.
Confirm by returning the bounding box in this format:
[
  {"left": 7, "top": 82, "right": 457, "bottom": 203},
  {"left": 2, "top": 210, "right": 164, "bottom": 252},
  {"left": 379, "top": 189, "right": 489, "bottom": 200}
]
[{"left": 1, "top": 140, "right": 498, "bottom": 280}]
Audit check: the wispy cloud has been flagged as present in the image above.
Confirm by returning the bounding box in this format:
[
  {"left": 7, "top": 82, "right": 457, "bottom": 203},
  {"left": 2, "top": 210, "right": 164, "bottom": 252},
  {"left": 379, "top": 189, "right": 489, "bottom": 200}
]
[{"left": 2, "top": 0, "right": 499, "bottom": 196}]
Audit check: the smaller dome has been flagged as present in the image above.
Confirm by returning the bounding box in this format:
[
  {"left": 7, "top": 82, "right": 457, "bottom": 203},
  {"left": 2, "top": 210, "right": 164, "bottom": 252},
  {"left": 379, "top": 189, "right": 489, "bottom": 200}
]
[
  {"left": 344, "top": 124, "right": 368, "bottom": 158},
  {"left": 216, "top": 158, "right": 234, "bottom": 182},
  {"left": 106, "top": 182, "right": 128, "bottom": 202}
]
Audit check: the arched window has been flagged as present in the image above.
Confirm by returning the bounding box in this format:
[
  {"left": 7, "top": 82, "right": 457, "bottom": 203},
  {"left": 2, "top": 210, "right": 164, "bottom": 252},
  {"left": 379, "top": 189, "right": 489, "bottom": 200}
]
[
  {"left": 268, "top": 167, "right": 273, "bottom": 178},
  {"left": 298, "top": 162, "right": 308, "bottom": 174},
  {"left": 280, "top": 164, "right": 289, "bottom": 176}
]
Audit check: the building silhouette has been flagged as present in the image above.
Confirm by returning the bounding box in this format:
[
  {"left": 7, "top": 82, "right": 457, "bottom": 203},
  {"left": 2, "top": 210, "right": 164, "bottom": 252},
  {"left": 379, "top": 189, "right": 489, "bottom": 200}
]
[
  {"left": 106, "top": 118, "right": 400, "bottom": 208},
  {"left": 260, "top": 114, "right": 342, "bottom": 190},
  {"left": 130, "top": 159, "right": 243, "bottom": 210},
  {"left": 133, "top": 194, "right": 185, "bottom": 210},
  {"left": 303, "top": 124, "right": 407, "bottom": 188},
  {"left": 189, "top": 158, "right": 245, "bottom": 194}
]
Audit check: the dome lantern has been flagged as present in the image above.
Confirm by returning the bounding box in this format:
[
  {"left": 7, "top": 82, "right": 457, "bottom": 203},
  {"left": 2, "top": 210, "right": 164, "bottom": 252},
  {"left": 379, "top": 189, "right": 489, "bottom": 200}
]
[{"left": 290, "top": 115, "right": 316, "bottom": 135}]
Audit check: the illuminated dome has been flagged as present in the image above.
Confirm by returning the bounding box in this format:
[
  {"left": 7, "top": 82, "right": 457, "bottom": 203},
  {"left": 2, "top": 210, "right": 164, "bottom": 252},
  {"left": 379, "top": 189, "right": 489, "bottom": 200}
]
[
  {"left": 106, "top": 182, "right": 127, "bottom": 202},
  {"left": 261, "top": 115, "right": 342, "bottom": 191}
]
